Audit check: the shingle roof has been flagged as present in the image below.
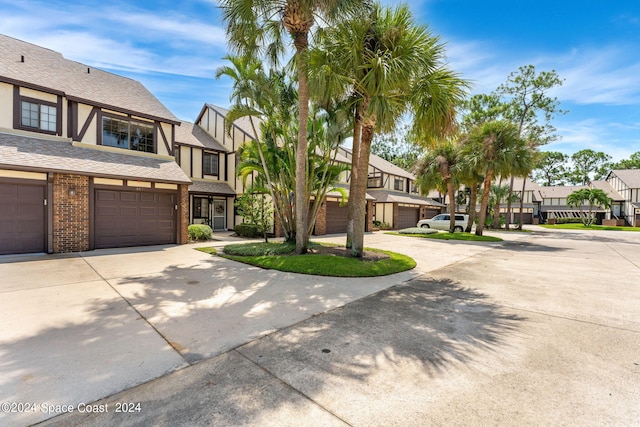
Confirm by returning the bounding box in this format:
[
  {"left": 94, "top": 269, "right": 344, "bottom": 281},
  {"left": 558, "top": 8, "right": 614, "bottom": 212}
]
[
  {"left": 340, "top": 147, "right": 415, "bottom": 180},
  {"left": 0, "top": 132, "right": 191, "bottom": 183},
  {"left": 367, "top": 189, "right": 445, "bottom": 207},
  {"left": 175, "top": 122, "right": 227, "bottom": 152},
  {"left": 188, "top": 180, "right": 236, "bottom": 195},
  {"left": 590, "top": 180, "right": 625, "bottom": 201},
  {"left": 0, "top": 34, "right": 178, "bottom": 123},
  {"left": 538, "top": 185, "right": 586, "bottom": 199},
  {"left": 610, "top": 169, "right": 640, "bottom": 189}
]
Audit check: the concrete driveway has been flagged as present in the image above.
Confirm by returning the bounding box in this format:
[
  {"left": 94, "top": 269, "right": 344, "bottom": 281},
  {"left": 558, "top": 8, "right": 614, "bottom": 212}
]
[{"left": 2, "top": 228, "right": 640, "bottom": 425}]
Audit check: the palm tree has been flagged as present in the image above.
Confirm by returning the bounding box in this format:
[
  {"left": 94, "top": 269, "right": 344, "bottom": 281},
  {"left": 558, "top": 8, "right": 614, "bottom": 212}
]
[
  {"left": 566, "top": 188, "right": 612, "bottom": 227},
  {"left": 310, "top": 3, "right": 468, "bottom": 256},
  {"left": 462, "top": 120, "right": 529, "bottom": 236},
  {"left": 489, "top": 183, "right": 519, "bottom": 229},
  {"left": 219, "top": 0, "right": 364, "bottom": 254},
  {"left": 217, "top": 56, "right": 298, "bottom": 241},
  {"left": 415, "top": 138, "right": 461, "bottom": 233}
]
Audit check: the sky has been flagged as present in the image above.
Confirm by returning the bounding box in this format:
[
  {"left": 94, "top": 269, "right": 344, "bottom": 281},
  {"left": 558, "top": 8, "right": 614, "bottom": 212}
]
[{"left": 1, "top": 0, "right": 639, "bottom": 161}]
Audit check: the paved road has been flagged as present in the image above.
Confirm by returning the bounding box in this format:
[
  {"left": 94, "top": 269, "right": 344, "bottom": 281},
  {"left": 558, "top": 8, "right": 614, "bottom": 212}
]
[{"left": 2, "top": 228, "right": 639, "bottom": 425}]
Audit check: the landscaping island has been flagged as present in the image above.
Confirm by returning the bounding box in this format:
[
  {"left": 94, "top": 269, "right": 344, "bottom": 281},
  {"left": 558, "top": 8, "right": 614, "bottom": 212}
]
[{"left": 196, "top": 242, "right": 416, "bottom": 277}]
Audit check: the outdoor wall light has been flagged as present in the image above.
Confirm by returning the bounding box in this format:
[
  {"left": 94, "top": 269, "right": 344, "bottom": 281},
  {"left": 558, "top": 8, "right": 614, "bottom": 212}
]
[{"left": 68, "top": 187, "right": 76, "bottom": 196}]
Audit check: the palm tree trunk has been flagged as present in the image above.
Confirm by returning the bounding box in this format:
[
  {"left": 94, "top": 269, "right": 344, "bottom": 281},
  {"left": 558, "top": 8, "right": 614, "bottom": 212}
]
[
  {"left": 476, "top": 171, "right": 493, "bottom": 236},
  {"left": 517, "top": 177, "right": 527, "bottom": 229},
  {"left": 346, "top": 103, "right": 363, "bottom": 249},
  {"left": 350, "top": 116, "right": 375, "bottom": 257},
  {"left": 465, "top": 184, "right": 478, "bottom": 233},
  {"left": 448, "top": 181, "right": 456, "bottom": 233},
  {"left": 505, "top": 175, "right": 515, "bottom": 230},
  {"left": 493, "top": 201, "right": 501, "bottom": 229},
  {"left": 294, "top": 33, "right": 310, "bottom": 254}
]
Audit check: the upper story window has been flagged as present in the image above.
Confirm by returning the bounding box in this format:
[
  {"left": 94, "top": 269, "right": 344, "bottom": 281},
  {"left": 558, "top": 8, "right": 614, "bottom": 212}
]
[
  {"left": 203, "top": 152, "right": 219, "bottom": 176},
  {"left": 102, "top": 115, "right": 154, "bottom": 153},
  {"left": 394, "top": 178, "right": 404, "bottom": 191},
  {"left": 19, "top": 98, "right": 57, "bottom": 134}
]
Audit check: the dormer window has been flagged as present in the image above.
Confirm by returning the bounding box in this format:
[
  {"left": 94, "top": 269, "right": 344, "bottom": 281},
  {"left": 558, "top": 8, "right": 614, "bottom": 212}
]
[
  {"left": 19, "top": 98, "right": 57, "bottom": 134},
  {"left": 101, "top": 114, "right": 154, "bottom": 153},
  {"left": 394, "top": 178, "right": 404, "bottom": 191}
]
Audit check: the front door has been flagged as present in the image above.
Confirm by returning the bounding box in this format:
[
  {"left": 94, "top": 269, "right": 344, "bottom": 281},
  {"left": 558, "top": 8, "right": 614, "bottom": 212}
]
[{"left": 212, "top": 199, "right": 226, "bottom": 230}]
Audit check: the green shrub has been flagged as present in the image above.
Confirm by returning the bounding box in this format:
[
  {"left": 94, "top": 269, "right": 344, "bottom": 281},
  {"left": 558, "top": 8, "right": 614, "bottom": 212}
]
[
  {"left": 397, "top": 227, "right": 439, "bottom": 235},
  {"left": 373, "top": 220, "right": 382, "bottom": 227},
  {"left": 234, "top": 223, "right": 260, "bottom": 238},
  {"left": 223, "top": 242, "right": 296, "bottom": 256},
  {"left": 379, "top": 222, "right": 392, "bottom": 230},
  {"left": 556, "top": 217, "right": 584, "bottom": 224},
  {"left": 188, "top": 224, "right": 213, "bottom": 241}
]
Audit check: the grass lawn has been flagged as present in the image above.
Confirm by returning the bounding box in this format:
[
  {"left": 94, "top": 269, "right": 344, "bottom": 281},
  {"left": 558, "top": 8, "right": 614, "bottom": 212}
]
[
  {"left": 540, "top": 224, "right": 640, "bottom": 232},
  {"left": 197, "top": 242, "right": 416, "bottom": 277},
  {"left": 388, "top": 231, "right": 503, "bottom": 242}
]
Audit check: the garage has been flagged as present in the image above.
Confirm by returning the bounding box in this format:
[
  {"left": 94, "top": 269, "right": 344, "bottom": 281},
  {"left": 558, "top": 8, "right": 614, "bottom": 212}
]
[
  {"left": 325, "top": 201, "right": 349, "bottom": 234},
  {"left": 397, "top": 206, "right": 420, "bottom": 229},
  {"left": 422, "top": 208, "right": 440, "bottom": 220},
  {"left": 0, "top": 181, "right": 46, "bottom": 255},
  {"left": 94, "top": 189, "right": 176, "bottom": 249}
]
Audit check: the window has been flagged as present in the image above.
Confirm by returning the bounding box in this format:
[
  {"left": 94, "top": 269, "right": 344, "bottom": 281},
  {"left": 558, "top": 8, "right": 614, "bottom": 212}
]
[
  {"left": 20, "top": 99, "right": 57, "bottom": 133},
  {"left": 394, "top": 178, "right": 404, "bottom": 191},
  {"left": 203, "top": 152, "right": 219, "bottom": 176},
  {"left": 102, "top": 116, "right": 154, "bottom": 153}
]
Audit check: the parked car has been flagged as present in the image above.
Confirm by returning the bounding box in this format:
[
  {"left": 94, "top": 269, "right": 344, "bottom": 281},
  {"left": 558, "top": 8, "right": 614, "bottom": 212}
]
[{"left": 417, "top": 214, "right": 469, "bottom": 232}]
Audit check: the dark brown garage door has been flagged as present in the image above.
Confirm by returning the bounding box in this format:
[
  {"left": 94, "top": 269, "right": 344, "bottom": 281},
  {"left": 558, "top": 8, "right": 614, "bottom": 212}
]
[
  {"left": 422, "top": 208, "right": 440, "bottom": 219},
  {"left": 0, "top": 181, "right": 46, "bottom": 255},
  {"left": 325, "top": 201, "right": 349, "bottom": 234},
  {"left": 95, "top": 189, "right": 176, "bottom": 249},
  {"left": 397, "top": 206, "right": 419, "bottom": 229}
]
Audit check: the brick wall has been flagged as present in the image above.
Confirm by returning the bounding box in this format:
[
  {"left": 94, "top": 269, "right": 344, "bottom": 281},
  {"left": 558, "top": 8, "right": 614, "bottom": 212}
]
[
  {"left": 179, "top": 184, "right": 189, "bottom": 244},
  {"left": 52, "top": 173, "right": 89, "bottom": 252}
]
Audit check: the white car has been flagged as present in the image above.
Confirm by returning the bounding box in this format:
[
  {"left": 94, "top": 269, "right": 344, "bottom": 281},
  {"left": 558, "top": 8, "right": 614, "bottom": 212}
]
[{"left": 417, "top": 214, "right": 469, "bottom": 232}]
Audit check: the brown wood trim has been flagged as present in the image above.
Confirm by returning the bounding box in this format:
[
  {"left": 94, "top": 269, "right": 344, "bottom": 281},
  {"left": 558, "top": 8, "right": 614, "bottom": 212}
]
[
  {"left": 157, "top": 122, "right": 171, "bottom": 155},
  {"left": 190, "top": 147, "right": 194, "bottom": 178},
  {"left": 1, "top": 76, "right": 64, "bottom": 96},
  {"left": 71, "top": 101, "right": 79, "bottom": 139},
  {"left": 194, "top": 104, "right": 209, "bottom": 128},
  {"left": 77, "top": 107, "right": 99, "bottom": 141},
  {"left": 224, "top": 153, "right": 228, "bottom": 181},
  {"left": 171, "top": 124, "right": 176, "bottom": 155},
  {"left": 66, "top": 100, "right": 73, "bottom": 138},
  {"left": 56, "top": 95, "right": 63, "bottom": 136},
  {"left": 46, "top": 173, "right": 53, "bottom": 253},
  {"left": 12, "top": 85, "right": 20, "bottom": 129},
  {"left": 89, "top": 177, "right": 95, "bottom": 250},
  {"left": 66, "top": 95, "right": 180, "bottom": 125}
]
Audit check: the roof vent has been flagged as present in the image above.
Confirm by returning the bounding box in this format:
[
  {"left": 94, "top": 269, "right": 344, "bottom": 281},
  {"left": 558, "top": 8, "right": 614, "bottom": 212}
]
[
  {"left": 87, "top": 67, "right": 90, "bottom": 74},
  {"left": 20, "top": 55, "right": 24, "bottom": 63}
]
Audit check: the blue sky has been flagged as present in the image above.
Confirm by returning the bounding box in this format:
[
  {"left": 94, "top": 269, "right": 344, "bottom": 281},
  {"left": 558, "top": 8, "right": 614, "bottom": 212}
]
[{"left": 1, "top": 0, "right": 638, "bottom": 161}]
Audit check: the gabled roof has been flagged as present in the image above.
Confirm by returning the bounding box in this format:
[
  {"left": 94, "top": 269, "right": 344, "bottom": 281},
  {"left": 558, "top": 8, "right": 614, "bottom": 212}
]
[
  {"left": 367, "top": 189, "right": 445, "bottom": 207},
  {"left": 189, "top": 180, "right": 236, "bottom": 195},
  {"left": 590, "top": 180, "right": 625, "bottom": 202},
  {"left": 538, "top": 185, "right": 586, "bottom": 199},
  {"left": 609, "top": 169, "right": 640, "bottom": 189},
  {"left": 175, "top": 121, "right": 227, "bottom": 152},
  {"left": 0, "top": 34, "right": 178, "bottom": 124},
  {"left": 202, "top": 104, "right": 257, "bottom": 139},
  {"left": 0, "top": 132, "right": 191, "bottom": 184},
  {"left": 339, "top": 147, "right": 415, "bottom": 180}
]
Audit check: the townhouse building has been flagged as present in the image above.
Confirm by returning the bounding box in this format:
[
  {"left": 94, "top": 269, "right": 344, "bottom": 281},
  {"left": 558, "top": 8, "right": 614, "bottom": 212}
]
[{"left": 0, "top": 34, "right": 191, "bottom": 255}]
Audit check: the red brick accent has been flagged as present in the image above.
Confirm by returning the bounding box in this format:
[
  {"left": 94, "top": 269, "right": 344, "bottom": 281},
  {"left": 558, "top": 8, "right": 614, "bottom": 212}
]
[
  {"left": 178, "top": 184, "right": 189, "bottom": 244},
  {"left": 314, "top": 201, "right": 327, "bottom": 235},
  {"left": 52, "top": 173, "right": 89, "bottom": 253}
]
